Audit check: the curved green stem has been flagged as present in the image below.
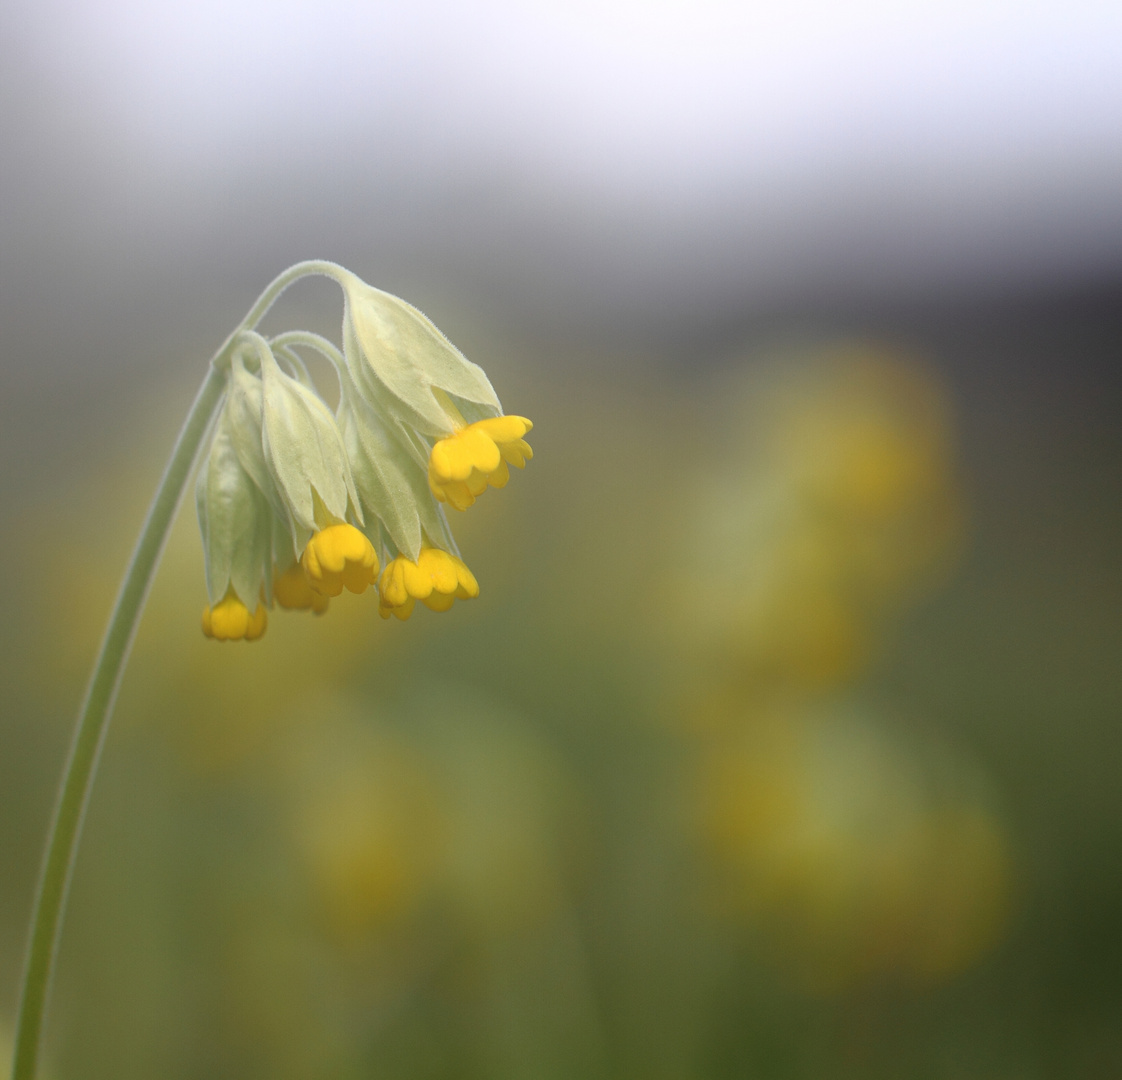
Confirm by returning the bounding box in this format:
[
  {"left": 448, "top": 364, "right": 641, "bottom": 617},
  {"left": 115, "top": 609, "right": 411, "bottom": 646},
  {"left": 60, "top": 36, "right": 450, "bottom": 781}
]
[
  {"left": 10, "top": 260, "right": 343, "bottom": 1080},
  {"left": 272, "top": 345, "right": 316, "bottom": 388},
  {"left": 268, "top": 330, "right": 346, "bottom": 370},
  {"left": 266, "top": 330, "right": 347, "bottom": 404},
  {"left": 9, "top": 366, "right": 225, "bottom": 1080},
  {"left": 228, "top": 260, "right": 348, "bottom": 351}
]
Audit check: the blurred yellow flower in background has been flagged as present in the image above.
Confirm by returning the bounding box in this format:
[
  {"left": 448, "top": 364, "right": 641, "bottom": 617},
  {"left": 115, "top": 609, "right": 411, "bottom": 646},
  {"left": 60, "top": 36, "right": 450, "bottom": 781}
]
[
  {"left": 207, "top": 691, "right": 595, "bottom": 1080},
  {"left": 28, "top": 462, "right": 389, "bottom": 771},
  {"left": 268, "top": 690, "right": 585, "bottom": 952},
  {"left": 694, "top": 706, "right": 1012, "bottom": 992},
  {"left": 657, "top": 344, "right": 1012, "bottom": 998},
  {"left": 286, "top": 711, "right": 445, "bottom": 945},
  {"left": 669, "top": 345, "right": 963, "bottom": 711}
]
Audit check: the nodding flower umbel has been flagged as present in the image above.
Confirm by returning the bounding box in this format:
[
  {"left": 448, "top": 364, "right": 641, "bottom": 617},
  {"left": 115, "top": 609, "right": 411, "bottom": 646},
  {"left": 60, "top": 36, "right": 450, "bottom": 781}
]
[{"left": 196, "top": 266, "right": 533, "bottom": 641}]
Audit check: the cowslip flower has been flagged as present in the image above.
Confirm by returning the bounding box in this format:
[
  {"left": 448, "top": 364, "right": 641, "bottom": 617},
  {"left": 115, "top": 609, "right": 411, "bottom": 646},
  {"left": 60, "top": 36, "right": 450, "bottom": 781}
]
[
  {"left": 427, "top": 414, "right": 533, "bottom": 511},
  {"left": 272, "top": 561, "right": 330, "bottom": 614},
  {"left": 193, "top": 265, "right": 533, "bottom": 641},
  {"left": 300, "top": 523, "right": 380, "bottom": 597},
  {"left": 378, "top": 547, "right": 480, "bottom": 621},
  {"left": 201, "top": 592, "right": 268, "bottom": 641},
  {"left": 10, "top": 258, "right": 535, "bottom": 1080},
  {"left": 338, "top": 271, "right": 533, "bottom": 511}
]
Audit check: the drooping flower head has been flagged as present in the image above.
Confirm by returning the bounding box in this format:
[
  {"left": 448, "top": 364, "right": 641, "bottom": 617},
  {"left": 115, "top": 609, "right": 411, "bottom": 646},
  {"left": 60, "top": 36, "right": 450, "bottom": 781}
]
[
  {"left": 194, "top": 264, "right": 533, "bottom": 640},
  {"left": 338, "top": 272, "right": 533, "bottom": 512}
]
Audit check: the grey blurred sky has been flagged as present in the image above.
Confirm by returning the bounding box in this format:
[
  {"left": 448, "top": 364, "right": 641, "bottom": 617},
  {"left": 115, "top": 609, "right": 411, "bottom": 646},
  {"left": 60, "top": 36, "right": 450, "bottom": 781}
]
[{"left": 2, "top": 0, "right": 1122, "bottom": 360}]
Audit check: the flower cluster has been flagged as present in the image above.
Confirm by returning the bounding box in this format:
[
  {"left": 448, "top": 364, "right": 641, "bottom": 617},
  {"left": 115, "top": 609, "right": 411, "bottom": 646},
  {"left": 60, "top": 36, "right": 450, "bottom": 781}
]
[{"left": 197, "top": 268, "right": 532, "bottom": 640}]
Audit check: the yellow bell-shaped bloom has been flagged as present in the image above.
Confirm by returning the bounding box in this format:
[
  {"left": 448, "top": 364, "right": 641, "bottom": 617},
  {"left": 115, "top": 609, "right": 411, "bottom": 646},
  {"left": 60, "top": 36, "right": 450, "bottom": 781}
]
[
  {"left": 378, "top": 547, "right": 479, "bottom": 620},
  {"left": 428, "top": 416, "right": 533, "bottom": 510},
  {"left": 300, "top": 523, "right": 380, "bottom": 597},
  {"left": 273, "top": 562, "right": 330, "bottom": 614},
  {"left": 201, "top": 590, "right": 268, "bottom": 641}
]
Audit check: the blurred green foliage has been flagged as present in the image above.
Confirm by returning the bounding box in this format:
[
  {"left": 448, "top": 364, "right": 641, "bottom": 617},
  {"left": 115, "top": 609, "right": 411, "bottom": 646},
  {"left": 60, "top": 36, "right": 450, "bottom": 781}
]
[{"left": 1, "top": 336, "right": 1119, "bottom": 1080}]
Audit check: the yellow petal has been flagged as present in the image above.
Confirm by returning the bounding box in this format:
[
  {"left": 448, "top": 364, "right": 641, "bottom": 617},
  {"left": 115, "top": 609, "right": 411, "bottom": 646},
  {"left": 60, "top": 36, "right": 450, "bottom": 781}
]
[
  {"left": 401, "top": 556, "right": 434, "bottom": 599},
  {"left": 475, "top": 415, "right": 532, "bottom": 442},
  {"left": 465, "top": 468, "right": 489, "bottom": 496},
  {"left": 380, "top": 560, "right": 410, "bottom": 607},
  {"left": 487, "top": 459, "right": 510, "bottom": 489},
  {"left": 499, "top": 439, "right": 532, "bottom": 468},
  {"left": 421, "top": 549, "right": 458, "bottom": 594},
  {"left": 274, "top": 563, "right": 331, "bottom": 613}
]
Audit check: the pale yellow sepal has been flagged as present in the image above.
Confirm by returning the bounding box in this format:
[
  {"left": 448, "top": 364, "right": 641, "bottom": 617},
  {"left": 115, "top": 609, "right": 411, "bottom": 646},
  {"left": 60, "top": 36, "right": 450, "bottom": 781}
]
[
  {"left": 202, "top": 591, "right": 268, "bottom": 641},
  {"left": 301, "top": 524, "right": 380, "bottom": 597},
  {"left": 378, "top": 548, "right": 479, "bottom": 620},
  {"left": 428, "top": 416, "right": 533, "bottom": 510}
]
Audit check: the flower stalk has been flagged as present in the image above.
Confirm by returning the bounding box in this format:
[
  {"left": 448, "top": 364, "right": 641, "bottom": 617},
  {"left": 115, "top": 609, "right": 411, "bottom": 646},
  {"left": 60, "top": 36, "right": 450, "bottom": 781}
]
[
  {"left": 10, "top": 260, "right": 533, "bottom": 1079},
  {"left": 10, "top": 365, "right": 226, "bottom": 1080},
  {"left": 10, "top": 262, "right": 343, "bottom": 1080}
]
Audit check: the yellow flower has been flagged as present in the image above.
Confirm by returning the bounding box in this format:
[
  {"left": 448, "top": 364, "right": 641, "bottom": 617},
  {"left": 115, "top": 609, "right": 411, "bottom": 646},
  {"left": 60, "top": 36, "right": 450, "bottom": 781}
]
[
  {"left": 201, "top": 590, "right": 268, "bottom": 641},
  {"left": 428, "top": 416, "right": 533, "bottom": 511},
  {"left": 192, "top": 266, "right": 535, "bottom": 636},
  {"left": 378, "top": 547, "right": 479, "bottom": 620},
  {"left": 273, "top": 562, "right": 330, "bottom": 614},
  {"left": 300, "top": 524, "right": 380, "bottom": 597}
]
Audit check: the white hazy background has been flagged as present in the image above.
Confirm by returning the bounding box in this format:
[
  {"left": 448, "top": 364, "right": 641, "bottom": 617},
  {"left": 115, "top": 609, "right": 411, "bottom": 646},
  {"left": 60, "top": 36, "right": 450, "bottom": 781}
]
[{"left": 1, "top": 0, "right": 1121, "bottom": 364}]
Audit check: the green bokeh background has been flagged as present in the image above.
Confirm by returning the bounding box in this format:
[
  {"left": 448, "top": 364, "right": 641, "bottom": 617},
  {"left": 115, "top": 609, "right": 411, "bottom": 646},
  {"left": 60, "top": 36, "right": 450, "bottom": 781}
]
[
  {"left": 1, "top": 299, "right": 1119, "bottom": 1079},
  {"left": 1, "top": 4, "right": 1121, "bottom": 1077}
]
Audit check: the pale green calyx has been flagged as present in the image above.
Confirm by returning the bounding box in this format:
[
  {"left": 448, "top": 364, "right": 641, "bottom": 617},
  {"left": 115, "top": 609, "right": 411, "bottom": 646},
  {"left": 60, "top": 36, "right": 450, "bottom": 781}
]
[
  {"left": 195, "top": 410, "right": 274, "bottom": 606},
  {"left": 223, "top": 355, "right": 283, "bottom": 518},
  {"left": 245, "top": 332, "right": 363, "bottom": 542},
  {"left": 339, "top": 270, "right": 502, "bottom": 438},
  {"left": 338, "top": 383, "right": 455, "bottom": 560}
]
